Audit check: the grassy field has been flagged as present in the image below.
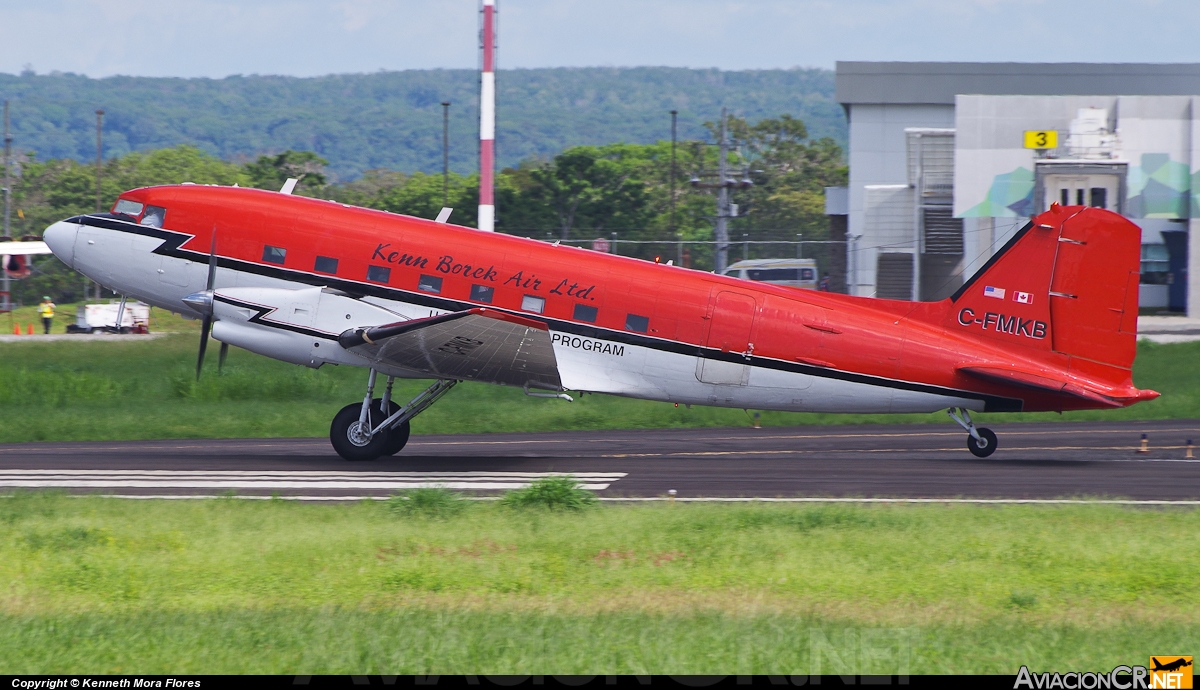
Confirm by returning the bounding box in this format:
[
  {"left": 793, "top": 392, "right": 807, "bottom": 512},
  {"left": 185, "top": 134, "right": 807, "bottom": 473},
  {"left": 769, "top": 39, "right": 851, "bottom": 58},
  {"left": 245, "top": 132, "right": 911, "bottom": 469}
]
[
  {"left": 1, "top": 318, "right": 1198, "bottom": 442},
  {"left": 0, "top": 493, "right": 1195, "bottom": 674}
]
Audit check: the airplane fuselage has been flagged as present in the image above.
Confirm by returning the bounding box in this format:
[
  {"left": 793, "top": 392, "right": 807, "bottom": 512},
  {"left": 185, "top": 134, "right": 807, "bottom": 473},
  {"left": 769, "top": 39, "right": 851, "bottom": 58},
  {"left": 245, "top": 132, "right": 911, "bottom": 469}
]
[{"left": 42, "top": 185, "right": 1149, "bottom": 418}]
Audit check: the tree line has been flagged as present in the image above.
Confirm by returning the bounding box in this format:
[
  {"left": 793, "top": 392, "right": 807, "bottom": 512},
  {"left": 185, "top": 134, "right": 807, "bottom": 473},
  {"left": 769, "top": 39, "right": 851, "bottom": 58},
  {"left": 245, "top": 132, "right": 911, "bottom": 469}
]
[
  {"left": 4, "top": 113, "right": 845, "bottom": 305},
  {"left": 0, "top": 67, "right": 844, "bottom": 180}
]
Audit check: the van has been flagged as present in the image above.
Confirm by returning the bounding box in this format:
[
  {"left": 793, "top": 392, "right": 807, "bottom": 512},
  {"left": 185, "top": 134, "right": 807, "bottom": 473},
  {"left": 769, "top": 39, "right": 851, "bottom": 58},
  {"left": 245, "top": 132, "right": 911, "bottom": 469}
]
[{"left": 721, "top": 258, "right": 819, "bottom": 289}]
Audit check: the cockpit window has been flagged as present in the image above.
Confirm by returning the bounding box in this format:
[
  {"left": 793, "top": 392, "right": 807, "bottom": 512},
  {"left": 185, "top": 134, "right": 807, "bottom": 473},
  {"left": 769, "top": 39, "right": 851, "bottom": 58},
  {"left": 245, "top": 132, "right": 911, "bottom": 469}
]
[
  {"left": 114, "top": 199, "right": 144, "bottom": 217},
  {"left": 139, "top": 205, "right": 166, "bottom": 228}
]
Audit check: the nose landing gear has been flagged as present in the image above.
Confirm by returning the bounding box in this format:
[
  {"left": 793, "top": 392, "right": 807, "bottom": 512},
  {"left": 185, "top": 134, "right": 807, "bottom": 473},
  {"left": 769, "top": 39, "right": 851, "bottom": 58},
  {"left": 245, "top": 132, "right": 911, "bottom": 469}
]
[
  {"left": 330, "top": 369, "right": 458, "bottom": 461},
  {"left": 948, "top": 407, "right": 998, "bottom": 458}
]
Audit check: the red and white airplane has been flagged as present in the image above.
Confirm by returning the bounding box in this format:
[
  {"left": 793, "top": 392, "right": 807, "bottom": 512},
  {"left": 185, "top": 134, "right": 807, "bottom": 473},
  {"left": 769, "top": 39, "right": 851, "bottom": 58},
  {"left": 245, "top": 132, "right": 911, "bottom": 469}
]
[{"left": 42, "top": 183, "right": 1158, "bottom": 460}]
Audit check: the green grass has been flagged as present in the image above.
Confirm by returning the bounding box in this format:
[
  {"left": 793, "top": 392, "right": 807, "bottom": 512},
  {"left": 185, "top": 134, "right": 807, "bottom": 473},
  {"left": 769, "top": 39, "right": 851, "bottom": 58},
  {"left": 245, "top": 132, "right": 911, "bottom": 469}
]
[
  {"left": 0, "top": 333, "right": 1197, "bottom": 443},
  {"left": 0, "top": 494, "right": 1195, "bottom": 673},
  {"left": 499, "top": 476, "right": 600, "bottom": 511}
]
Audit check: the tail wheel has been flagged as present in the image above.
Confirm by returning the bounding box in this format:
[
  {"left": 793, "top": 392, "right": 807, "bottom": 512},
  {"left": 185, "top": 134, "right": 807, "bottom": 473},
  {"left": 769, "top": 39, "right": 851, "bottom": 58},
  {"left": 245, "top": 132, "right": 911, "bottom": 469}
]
[
  {"left": 967, "top": 428, "right": 998, "bottom": 458},
  {"left": 330, "top": 401, "right": 392, "bottom": 461}
]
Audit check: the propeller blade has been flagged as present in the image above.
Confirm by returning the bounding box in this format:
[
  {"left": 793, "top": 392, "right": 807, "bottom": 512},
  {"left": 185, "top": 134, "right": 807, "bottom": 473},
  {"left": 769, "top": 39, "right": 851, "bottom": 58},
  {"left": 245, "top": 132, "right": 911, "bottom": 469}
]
[
  {"left": 206, "top": 230, "right": 218, "bottom": 291},
  {"left": 196, "top": 228, "right": 218, "bottom": 381},
  {"left": 196, "top": 314, "right": 212, "bottom": 381},
  {"left": 218, "top": 342, "right": 229, "bottom": 373}
]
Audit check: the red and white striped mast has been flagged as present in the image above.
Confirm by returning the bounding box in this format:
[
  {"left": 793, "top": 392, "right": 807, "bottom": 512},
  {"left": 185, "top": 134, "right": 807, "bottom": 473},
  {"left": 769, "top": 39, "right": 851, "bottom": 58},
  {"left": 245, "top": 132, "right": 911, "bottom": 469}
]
[{"left": 478, "top": 0, "right": 496, "bottom": 231}]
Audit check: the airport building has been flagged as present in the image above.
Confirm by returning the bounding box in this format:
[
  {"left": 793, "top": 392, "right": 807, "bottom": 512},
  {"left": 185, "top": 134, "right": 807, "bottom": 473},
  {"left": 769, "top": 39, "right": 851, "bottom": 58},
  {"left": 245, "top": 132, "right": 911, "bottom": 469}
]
[{"left": 829, "top": 62, "right": 1200, "bottom": 317}]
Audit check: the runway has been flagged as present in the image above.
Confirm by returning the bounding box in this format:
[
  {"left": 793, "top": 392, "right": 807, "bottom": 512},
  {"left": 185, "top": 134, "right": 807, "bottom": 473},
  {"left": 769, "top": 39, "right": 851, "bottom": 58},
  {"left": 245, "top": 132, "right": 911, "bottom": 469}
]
[{"left": 0, "top": 418, "right": 1197, "bottom": 502}]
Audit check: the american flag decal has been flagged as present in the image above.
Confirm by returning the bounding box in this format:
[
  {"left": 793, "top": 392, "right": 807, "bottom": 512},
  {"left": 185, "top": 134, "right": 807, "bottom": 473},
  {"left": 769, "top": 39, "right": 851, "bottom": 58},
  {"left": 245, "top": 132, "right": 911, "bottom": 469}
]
[{"left": 984, "top": 286, "right": 1006, "bottom": 299}]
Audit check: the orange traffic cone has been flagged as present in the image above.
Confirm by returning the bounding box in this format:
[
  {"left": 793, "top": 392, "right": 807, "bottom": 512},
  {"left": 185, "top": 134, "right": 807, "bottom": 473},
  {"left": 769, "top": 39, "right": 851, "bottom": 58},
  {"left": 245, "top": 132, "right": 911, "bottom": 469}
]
[
  {"left": 26, "top": 323, "right": 33, "bottom": 335},
  {"left": 12, "top": 324, "right": 20, "bottom": 335}
]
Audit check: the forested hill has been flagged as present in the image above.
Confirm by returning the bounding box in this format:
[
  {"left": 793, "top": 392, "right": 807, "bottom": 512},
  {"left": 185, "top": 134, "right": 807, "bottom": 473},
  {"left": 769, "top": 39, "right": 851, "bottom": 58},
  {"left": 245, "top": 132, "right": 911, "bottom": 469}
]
[{"left": 0, "top": 67, "right": 841, "bottom": 181}]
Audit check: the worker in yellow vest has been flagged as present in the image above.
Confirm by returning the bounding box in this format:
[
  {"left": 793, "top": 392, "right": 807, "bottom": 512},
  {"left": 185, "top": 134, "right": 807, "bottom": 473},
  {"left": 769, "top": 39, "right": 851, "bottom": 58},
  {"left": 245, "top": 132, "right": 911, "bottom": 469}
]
[{"left": 38, "top": 296, "right": 55, "bottom": 334}]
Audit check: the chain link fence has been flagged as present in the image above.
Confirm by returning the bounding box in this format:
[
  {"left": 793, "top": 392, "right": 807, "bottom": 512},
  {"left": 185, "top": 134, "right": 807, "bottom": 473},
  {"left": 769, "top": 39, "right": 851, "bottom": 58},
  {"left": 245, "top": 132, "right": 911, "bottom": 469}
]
[{"left": 535, "top": 238, "right": 850, "bottom": 292}]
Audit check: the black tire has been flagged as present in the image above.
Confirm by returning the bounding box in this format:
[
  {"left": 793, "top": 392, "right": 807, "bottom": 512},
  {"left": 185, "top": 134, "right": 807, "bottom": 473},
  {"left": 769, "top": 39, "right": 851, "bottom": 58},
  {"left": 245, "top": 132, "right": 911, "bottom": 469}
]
[
  {"left": 329, "top": 402, "right": 391, "bottom": 461},
  {"left": 370, "top": 399, "right": 412, "bottom": 456},
  {"left": 384, "top": 419, "right": 412, "bottom": 455},
  {"left": 967, "top": 428, "right": 998, "bottom": 458}
]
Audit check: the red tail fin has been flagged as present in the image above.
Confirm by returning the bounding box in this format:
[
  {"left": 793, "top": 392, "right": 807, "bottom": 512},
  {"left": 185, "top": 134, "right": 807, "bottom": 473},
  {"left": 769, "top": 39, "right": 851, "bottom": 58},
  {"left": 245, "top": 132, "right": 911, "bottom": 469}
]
[{"left": 946, "top": 205, "right": 1141, "bottom": 381}]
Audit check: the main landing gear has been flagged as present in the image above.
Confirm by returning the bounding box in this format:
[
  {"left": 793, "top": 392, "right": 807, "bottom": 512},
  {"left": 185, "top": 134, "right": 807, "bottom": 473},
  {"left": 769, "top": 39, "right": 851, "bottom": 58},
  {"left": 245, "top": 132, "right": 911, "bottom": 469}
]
[
  {"left": 330, "top": 370, "right": 458, "bottom": 461},
  {"left": 948, "top": 407, "right": 998, "bottom": 458}
]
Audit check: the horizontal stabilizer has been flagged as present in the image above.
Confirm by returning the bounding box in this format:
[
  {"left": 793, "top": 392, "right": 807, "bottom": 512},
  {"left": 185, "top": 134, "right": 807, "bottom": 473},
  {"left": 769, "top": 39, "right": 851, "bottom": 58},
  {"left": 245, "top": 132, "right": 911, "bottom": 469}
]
[{"left": 957, "top": 364, "right": 1158, "bottom": 407}]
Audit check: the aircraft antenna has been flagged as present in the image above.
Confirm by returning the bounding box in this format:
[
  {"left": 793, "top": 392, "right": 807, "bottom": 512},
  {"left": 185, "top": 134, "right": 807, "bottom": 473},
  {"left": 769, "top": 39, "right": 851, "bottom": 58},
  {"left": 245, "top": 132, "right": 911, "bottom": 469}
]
[{"left": 477, "top": 0, "right": 496, "bottom": 231}]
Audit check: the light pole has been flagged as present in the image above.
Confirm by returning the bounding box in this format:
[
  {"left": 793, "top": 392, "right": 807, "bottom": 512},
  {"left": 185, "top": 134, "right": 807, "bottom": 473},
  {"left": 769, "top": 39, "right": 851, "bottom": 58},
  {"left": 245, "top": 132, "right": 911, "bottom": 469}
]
[
  {"left": 670, "top": 109, "right": 680, "bottom": 267},
  {"left": 92, "top": 109, "right": 104, "bottom": 301},
  {"left": 95, "top": 110, "right": 104, "bottom": 213},
  {"left": 688, "top": 108, "right": 751, "bottom": 273},
  {"left": 1, "top": 101, "right": 9, "bottom": 316},
  {"left": 441, "top": 101, "right": 450, "bottom": 209},
  {"left": 3, "top": 100, "right": 10, "bottom": 240}
]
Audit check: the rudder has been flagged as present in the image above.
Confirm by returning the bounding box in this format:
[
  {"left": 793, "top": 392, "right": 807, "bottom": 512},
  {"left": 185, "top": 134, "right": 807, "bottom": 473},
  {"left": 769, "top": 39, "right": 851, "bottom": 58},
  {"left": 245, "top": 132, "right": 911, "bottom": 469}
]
[{"left": 946, "top": 205, "right": 1141, "bottom": 375}]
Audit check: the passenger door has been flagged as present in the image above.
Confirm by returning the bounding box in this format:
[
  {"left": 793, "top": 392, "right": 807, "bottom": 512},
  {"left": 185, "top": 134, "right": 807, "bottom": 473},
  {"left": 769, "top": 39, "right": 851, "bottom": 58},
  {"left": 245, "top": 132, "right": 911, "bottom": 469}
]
[{"left": 696, "top": 290, "right": 756, "bottom": 385}]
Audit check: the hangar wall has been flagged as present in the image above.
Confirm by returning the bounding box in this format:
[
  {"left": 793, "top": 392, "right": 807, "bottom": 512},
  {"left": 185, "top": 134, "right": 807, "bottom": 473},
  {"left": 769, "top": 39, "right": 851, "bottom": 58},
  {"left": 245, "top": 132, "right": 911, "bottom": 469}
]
[{"left": 836, "top": 62, "right": 1200, "bottom": 317}]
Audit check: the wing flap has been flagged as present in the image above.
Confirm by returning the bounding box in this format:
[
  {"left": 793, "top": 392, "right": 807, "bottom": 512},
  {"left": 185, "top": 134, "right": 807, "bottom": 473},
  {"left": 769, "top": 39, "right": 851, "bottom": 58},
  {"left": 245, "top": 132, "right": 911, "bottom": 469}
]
[{"left": 339, "top": 308, "right": 563, "bottom": 390}]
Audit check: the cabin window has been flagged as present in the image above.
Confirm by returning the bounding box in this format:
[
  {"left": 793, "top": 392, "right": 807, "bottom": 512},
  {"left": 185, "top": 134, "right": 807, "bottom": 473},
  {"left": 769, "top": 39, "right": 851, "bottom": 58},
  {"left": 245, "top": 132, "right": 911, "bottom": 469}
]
[
  {"left": 470, "top": 284, "right": 494, "bottom": 303},
  {"left": 314, "top": 256, "right": 338, "bottom": 274},
  {"left": 625, "top": 313, "right": 649, "bottom": 333},
  {"left": 521, "top": 295, "right": 545, "bottom": 314},
  {"left": 113, "top": 199, "right": 144, "bottom": 217},
  {"left": 139, "top": 205, "right": 166, "bottom": 228},
  {"left": 418, "top": 275, "right": 443, "bottom": 294},
  {"left": 722, "top": 269, "right": 740, "bottom": 277},
  {"left": 801, "top": 268, "right": 815, "bottom": 281},
  {"left": 573, "top": 304, "right": 598, "bottom": 323},
  {"left": 262, "top": 245, "right": 287, "bottom": 265},
  {"left": 367, "top": 265, "right": 391, "bottom": 283}
]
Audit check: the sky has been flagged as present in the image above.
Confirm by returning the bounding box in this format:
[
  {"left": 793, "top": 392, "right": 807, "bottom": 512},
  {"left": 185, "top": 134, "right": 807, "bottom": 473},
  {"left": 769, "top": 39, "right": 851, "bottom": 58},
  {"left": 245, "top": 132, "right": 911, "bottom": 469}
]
[{"left": 4, "top": 0, "right": 1200, "bottom": 78}]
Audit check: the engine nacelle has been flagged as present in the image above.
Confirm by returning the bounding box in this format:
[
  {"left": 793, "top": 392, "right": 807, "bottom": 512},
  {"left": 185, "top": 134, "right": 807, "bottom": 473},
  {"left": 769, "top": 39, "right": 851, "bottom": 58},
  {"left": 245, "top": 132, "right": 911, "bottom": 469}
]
[{"left": 210, "top": 286, "right": 405, "bottom": 369}]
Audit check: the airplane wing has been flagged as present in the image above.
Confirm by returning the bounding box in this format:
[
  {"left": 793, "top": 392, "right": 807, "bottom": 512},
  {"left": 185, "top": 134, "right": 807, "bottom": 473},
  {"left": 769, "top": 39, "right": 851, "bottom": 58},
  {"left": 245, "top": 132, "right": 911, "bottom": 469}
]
[
  {"left": 0, "top": 241, "right": 53, "bottom": 256},
  {"left": 337, "top": 308, "right": 564, "bottom": 390}
]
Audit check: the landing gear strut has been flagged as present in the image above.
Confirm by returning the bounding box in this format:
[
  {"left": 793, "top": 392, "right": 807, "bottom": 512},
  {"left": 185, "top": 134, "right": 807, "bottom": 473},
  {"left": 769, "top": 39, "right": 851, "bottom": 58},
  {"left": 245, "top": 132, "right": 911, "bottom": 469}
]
[
  {"left": 330, "top": 370, "right": 458, "bottom": 461},
  {"left": 948, "top": 407, "right": 998, "bottom": 458}
]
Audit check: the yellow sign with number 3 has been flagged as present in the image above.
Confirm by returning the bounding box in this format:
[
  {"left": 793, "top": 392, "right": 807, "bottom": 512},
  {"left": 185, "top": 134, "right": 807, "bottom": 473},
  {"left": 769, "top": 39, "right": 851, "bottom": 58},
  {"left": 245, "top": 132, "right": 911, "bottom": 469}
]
[{"left": 1024, "top": 130, "right": 1058, "bottom": 149}]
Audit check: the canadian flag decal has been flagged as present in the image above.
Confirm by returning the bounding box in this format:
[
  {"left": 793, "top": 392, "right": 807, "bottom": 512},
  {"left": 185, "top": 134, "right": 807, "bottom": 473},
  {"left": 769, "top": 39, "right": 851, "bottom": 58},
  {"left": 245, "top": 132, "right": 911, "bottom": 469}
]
[{"left": 1013, "top": 291, "right": 1033, "bottom": 305}]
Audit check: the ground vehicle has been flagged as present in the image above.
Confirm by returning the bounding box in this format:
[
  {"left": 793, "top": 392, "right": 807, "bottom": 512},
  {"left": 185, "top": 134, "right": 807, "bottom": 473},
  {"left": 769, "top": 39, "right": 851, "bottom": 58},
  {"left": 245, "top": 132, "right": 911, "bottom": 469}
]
[
  {"left": 722, "top": 258, "right": 819, "bottom": 289},
  {"left": 66, "top": 302, "right": 151, "bottom": 334}
]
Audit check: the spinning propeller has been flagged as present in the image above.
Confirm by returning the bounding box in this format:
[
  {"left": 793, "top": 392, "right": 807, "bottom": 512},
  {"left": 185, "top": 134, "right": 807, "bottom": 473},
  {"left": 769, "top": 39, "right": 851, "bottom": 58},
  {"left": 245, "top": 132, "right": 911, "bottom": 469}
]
[{"left": 181, "top": 230, "right": 229, "bottom": 380}]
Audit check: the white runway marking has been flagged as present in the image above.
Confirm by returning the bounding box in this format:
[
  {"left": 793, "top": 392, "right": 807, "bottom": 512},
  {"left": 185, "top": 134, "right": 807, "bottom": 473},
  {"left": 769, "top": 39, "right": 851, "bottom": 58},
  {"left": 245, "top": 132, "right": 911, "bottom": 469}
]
[
  {"left": 32, "top": 495, "right": 1200, "bottom": 506},
  {"left": 0, "top": 470, "right": 627, "bottom": 492}
]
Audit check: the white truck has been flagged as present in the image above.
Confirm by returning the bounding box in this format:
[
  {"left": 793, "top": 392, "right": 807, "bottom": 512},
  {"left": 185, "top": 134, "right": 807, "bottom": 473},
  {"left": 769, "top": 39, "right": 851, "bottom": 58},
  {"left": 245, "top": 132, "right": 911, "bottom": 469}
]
[{"left": 67, "top": 302, "right": 151, "bottom": 334}]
